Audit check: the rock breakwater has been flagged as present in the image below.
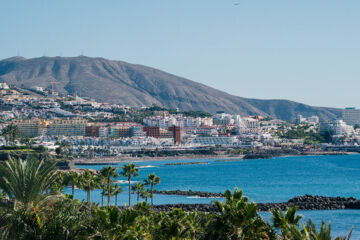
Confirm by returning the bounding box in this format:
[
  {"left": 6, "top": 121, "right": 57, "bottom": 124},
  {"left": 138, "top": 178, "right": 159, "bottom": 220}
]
[
  {"left": 150, "top": 195, "right": 360, "bottom": 212},
  {"left": 243, "top": 149, "right": 348, "bottom": 160},
  {"left": 154, "top": 189, "right": 224, "bottom": 198}
]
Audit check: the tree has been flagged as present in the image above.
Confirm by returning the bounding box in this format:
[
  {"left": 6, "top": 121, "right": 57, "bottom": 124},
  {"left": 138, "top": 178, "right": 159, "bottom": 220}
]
[
  {"left": 1, "top": 124, "right": 22, "bottom": 146},
  {"left": 271, "top": 206, "right": 302, "bottom": 238},
  {"left": 140, "top": 189, "right": 151, "bottom": 203},
  {"left": 21, "top": 138, "right": 34, "bottom": 148},
  {"left": 101, "top": 187, "right": 106, "bottom": 207},
  {"left": 57, "top": 141, "right": 73, "bottom": 158},
  {"left": 206, "top": 188, "right": 274, "bottom": 239},
  {"left": 0, "top": 157, "right": 57, "bottom": 208},
  {"left": 304, "top": 219, "right": 353, "bottom": 240},
  {"left": 100, "top": 166, "right": 119, "bottom": 207},
  {"left": 55, "top": 147, "right": 62, "bottom": 156},
  {"left": 63, "top": 171, "right": 79, "bottom": 198},
  {"left": 131, "top": 182, "right": 145, "bottom": 203},
  {"left": 121, "top": 163, "right": 139, "bottom": 207},
  {"left": 271, "top": 208, "right": 353, "bottom": 240},
  {"left": 39, "top": 198, "right": 89, "bottom": 240},
  {"left": 144, "top": 173, "right": 160, "bottom": 208},
  {"left": 184, "top": 211, "right": 208, "bottom": 240},
  {"left": 78, "top": 170, "right": 100, "bottom": 208},
  {"left": 50, "top": 172, "right": 66, "bottom": 194},
  {"left": 154, "top": 209, "right": 188, "bottom": 239},
  {"left": 0, "top": 157, "right": 58, "bottom": 239},
  {"left": 321, "top": 130, "right": 333, "bottom": 143},
  {"left": 113, "top": 185, "right": 123, "bottom": 207},
  {"left": 97, "top": 175, "right": 106, "bottom": 207}
]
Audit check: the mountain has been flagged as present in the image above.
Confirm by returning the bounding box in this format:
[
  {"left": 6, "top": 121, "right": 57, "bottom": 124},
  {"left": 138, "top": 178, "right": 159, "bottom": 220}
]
[{"left": 0, "top": 56, "right": 341, "bottom": 121}]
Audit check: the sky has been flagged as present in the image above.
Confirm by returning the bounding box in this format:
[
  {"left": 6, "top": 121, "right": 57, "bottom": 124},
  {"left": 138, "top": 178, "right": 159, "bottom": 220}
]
[{"left": 0, "top": 0, "right": 359, "bottom": 108}]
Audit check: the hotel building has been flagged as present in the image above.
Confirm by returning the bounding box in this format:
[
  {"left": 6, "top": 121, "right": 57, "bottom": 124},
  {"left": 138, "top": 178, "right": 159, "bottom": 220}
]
[{"left": 343, "top": 107, "right": 360, "bottom": 126}]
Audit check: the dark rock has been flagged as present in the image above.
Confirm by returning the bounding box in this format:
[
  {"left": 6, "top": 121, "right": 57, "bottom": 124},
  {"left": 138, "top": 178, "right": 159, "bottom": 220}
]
[{"left": 147, "top": 195, "right": 360, "bottom": 213}]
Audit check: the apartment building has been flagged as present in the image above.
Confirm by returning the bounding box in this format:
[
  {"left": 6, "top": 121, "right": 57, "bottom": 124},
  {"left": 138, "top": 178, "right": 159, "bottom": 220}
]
[
  {"left": 343, "top": 107, "right": 360, "bottom": 126},
  {"left": 45, "top": 119, "right": 87, "bottom": 136},
  {"left": 14, "top": 118, "right": 87, "bottom": 137},
  {"left": 13, "top": 119, "right": 47, "bottom": 138},
  {"left": 143, "top": 115, "right": 213, "bottom": 129}
]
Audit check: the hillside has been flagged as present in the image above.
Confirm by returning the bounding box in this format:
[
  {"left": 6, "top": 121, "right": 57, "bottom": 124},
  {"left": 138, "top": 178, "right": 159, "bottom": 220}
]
[{"left": 0, "top": 56, "right": 341, "bottom": 121}]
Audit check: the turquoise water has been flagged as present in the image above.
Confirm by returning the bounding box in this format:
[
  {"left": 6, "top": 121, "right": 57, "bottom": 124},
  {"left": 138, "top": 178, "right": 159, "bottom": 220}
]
[{"left": 68, "top": 154, "right": 360, "bottom": 238}]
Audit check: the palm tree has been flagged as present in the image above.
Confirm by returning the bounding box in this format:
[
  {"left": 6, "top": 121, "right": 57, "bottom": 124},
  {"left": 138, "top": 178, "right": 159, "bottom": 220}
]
[
  {"left": 184, "top": 211, "right": 207, "bottom": 240},
  {"left": 97, "top": 175, "right": 106, "bottom": 207},
  {"left": 0, "top": 157, "right": 58, "bottom": 239},
  {"left": 50, "top": 172, "right": 66, "bottom": 194},
  {"left": 64, "top": 171, "right": 79, "bottom": 198},
  {"left": 78, "top": 170, "right": 100, "bottom": 208},
  {"left": 121, "top": 163, "right": 139, "bottom": 207},
  {"left": 144, "top": 173, "right": 160, "bottom": 208},
  {"left": 156, "top": 209, "right": 188, "bottom": 239},
  {"left": 206, "top": 188, "right": 273, "bottom": 239},
  {"left": 100, "top": 166, "right": 119, "bottom": 207},
  {"left": 101, "top": 187, "right": 106, "bottom": 207},
  {"left": 0, "top": 157, "right": 57, "bottom": 208},
  {"left": 131, "top": 182, "right": 145, "bottom": 203},
  {"left": 271, "top": 206, "right": 302, "bottom": 238},
  {"left": 101, "top": 184, "right": 117, "bottom": 207},
  {"left": 303, "top": 219, "right": 353, "bottom": 240},
  {"left": 140, "top": 189, "right": 151, "bottom": 203},
  {"left": 113, "top": 185, "right": 123, "bottom": 206}
]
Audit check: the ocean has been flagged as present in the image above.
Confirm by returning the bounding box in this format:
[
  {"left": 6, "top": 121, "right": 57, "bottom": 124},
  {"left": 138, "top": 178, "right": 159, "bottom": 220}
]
[{"left": 67, "top": 154, "right": 360, "bottom": 238}]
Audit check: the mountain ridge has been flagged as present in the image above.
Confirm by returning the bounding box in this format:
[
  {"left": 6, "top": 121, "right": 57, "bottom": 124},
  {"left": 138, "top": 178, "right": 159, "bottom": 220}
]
[{"left": 0, "top": 56, "right": 342, "bottom": 121}]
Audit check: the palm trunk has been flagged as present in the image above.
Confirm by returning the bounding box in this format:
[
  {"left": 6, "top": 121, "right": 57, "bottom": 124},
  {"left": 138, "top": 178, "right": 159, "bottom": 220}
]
[
  {"left": 137, "top": 192, "right": 140, "bottom": 202},
  {"left": 87, "top": 183, "right": 91, "bottom": 208},
  {"left": 128, "top": 176, "right": 131, "bottom": 207},
  {"left": 71, "top": 184, "right": 75, "bottom": 198},
  {"left": 151, "top": 184, "right": 154, "bottom": 208},
  {"left": 101, "top": 193, "right": 104, "bottom": 207},
  {"left": 107, "top": 177, "right": 111, "bottom": 206},
  {"left": 115, "top": 194, "right": 118, "bottom": 206}
]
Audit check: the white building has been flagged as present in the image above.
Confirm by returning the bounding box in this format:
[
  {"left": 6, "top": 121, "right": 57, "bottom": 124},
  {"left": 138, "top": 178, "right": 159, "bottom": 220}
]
[
  {"left": 296, "top": 115, "right": 319, "bottom": 124},
  {"left": 143, "top": 115, "right": 213, "bottom": 129},
  {"left": 236, "top": 117, "right": 260, "bottom": 134},
  {"left": 99, "top": 127, "right": 109, "bottom": 138},
  {"left": 0, "top": 83, "right": 9, "bottom": 89},
  {"left": 320, "top": 120, "right": 354, "bottom": 136},
  {"left": 189, "top": 136, "right": 237, "bottom": 146},
  {"left": 308, "top": 116, "right": 319, "bottom": 124},
  {"left": 296, "top": 115, "right": 307, "bottom": 124},
  {"left": 31, "top": 86, "right": 44, "bottom": 92},
  {"left": 343, "top": 107, "right": 360, "bottom": 126},
  {"left": 333, "top": 120, "right": 354, "bottom": 136},
  {"left": 213, "top": 113, "right": 234, "bottom": 125}
]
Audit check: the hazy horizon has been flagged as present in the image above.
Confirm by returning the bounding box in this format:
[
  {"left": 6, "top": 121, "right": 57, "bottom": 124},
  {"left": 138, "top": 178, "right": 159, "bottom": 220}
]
[{"left": 1, "top": 0, "right": 359, "bottom": 109}]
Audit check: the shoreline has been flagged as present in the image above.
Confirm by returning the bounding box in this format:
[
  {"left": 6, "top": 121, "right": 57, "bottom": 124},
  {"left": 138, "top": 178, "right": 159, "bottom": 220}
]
[
  {"left": 72, "top": 151, "right": 355, "bottom": 166},
  {"left": 73, "top": 154, "right": 245, "bottom": 166}
]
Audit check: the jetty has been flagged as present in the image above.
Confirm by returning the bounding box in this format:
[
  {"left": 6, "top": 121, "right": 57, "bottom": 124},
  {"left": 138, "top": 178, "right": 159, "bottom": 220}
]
[{"left": 149, "top": 194, "right": 360, "bottom": 212}]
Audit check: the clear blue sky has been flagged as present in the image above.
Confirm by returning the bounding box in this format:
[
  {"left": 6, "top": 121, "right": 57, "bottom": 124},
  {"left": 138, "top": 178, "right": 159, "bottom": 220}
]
[{"left": 1, "top": 0, "right": 359, "bottom": 108}]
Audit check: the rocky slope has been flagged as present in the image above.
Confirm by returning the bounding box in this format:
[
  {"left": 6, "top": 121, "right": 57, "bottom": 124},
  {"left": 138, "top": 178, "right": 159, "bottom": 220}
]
[{"left": 0, "top": 56, "right": 341, "bottom": 120}]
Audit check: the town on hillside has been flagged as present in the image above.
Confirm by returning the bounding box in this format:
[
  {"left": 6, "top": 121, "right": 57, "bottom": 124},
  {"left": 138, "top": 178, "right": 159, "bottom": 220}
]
[{"left": 1, "top": 82, "right": 360, "bottom": 162}]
